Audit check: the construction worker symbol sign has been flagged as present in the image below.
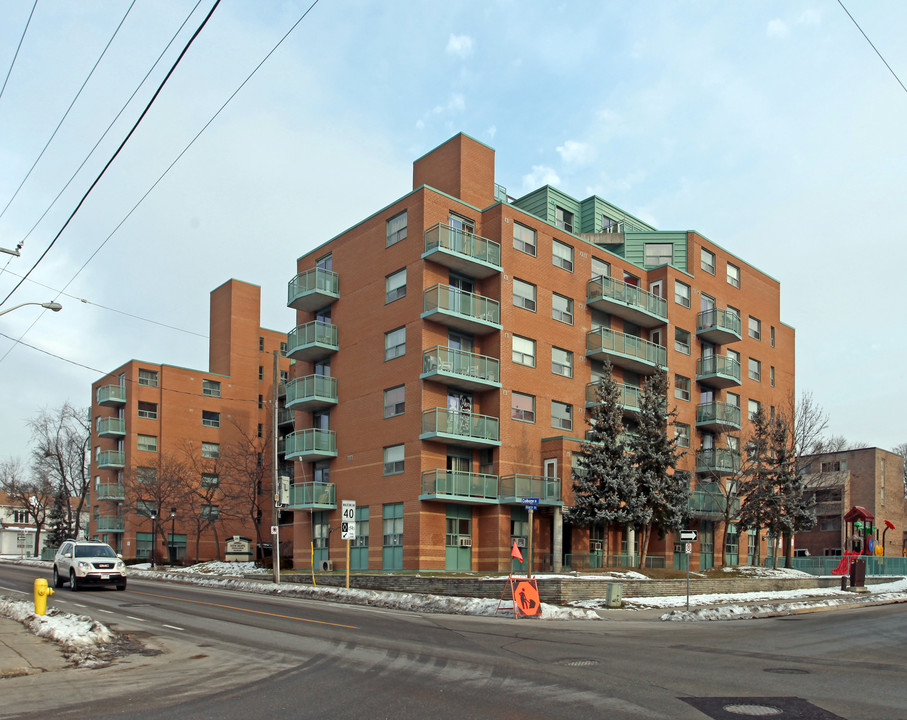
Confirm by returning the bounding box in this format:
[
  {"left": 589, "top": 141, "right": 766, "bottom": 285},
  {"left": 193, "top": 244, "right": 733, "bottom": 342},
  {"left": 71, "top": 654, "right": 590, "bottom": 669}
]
[{"left": 513, "top": 579, "right": 541, "bottom": 618}]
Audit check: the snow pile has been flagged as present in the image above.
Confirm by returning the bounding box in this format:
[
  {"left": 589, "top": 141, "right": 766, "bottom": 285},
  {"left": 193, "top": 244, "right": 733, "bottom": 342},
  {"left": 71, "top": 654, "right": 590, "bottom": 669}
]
[
  {"left": 721, "top": 565, "right": 813, "bottom": 578},
  {"left": 0, "top": 595, "right": 118, "bottom": 667}
]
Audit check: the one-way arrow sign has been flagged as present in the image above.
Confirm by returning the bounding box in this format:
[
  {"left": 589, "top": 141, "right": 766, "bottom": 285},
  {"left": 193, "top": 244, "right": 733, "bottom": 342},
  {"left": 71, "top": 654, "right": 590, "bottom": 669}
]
[{"left": 679, "top": 530, "right": 698, "bottom": 542}]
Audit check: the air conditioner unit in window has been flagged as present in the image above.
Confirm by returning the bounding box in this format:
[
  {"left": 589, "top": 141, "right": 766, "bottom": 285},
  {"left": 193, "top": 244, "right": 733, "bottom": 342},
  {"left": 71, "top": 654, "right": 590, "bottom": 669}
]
[
  {"left": 320, "top": 560, "right": 333, "bottom": 571},
  {"left": 514, "top": 537, "right": 527, "bottom": 548},
  {"left": 458, "top": 537, "right": 472, "bottom": 547},
  {"left": 591, "top": 541, "right": 603, "bottom": 551}
]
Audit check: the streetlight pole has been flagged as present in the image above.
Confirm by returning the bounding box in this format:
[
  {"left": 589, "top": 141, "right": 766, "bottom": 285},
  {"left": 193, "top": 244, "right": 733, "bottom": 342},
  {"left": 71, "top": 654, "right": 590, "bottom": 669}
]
[
  {"left": 0, "top": 301, "right": 62, "bottom": 317},
  {"left": 150, "top": 510, "right": 157, "bottom": 569},
  {"left": 170, "top": 507, "right": 176, "bottom": 565}
]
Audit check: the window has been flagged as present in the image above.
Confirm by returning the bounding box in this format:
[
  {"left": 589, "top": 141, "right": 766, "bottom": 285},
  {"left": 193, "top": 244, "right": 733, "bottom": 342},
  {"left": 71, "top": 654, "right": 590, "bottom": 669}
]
[
  {"left": 552, "top": 240, "right": 574, "bottom": 271},
  {"left": 136, "top": 467, "right": 157, "bottom": 484},
  {"left": 512, "top": 335, "right": 536, "bottom": 367},
  {"left": 552, "top": 293, "right": 573, "bottom": 324},
  {"left": 674, "top": 328, "right": 691, "bottom": 355},
  {"left": 258, "top": 394, "right": 263, "bottom": 409},
  {"left": 727, "top": 304, "right": 740, "bottom": 319},
  {"left": 201, "top": 442, "right": 220, "bottom": 459},
  {"left": 701, "top": 248, "right": 715, "bottom": 274},
  {"left": 821, "top": 460, "right": 846, "bottom": 472},
  {"left": 675, "top": 423, "right": 690, "bottom": 448},
  {"left": 513, "top": 278, "right": 536, "bottom": 311},
  {"left": 138, "top": 369, "right": 158, "bottom": 387},
  {"left": 675, "top": 375, "right": 691, "bottom": 402},
  {"left": 555, "top": 206, "right": 574, "bottom": 232},
  {"left": 513, "top": 222, "right": 536, "bottom": 255},
  {"left": 386, "top": 210, "right": 407, "bottom": 247},
  {"left": 645, "top": 243, "right": 673, "bottom": 266},
  {"left": 748, "top": 358, "right": 761, "bottom": 382},
  {"left": 727, "top": 263, "right": 740, "bottom": 288},
  {"left": 280, "top": 370, "right": 289, "bottom": 383},
  {"left": 257, "top": 423, "right": 263, "bottom": 438},
  {"left": 202, "top": 410, "right": 220, "bottom": 428},
  {"left": 200, "top": 473, "right": 219, "bottom": 489},
  {"left": 258, "top": 366, "right": 264, "bottom": 381},
  {"left": 137, "top": 401, "right": 158, "bottom": 419},
  {"left": 748, "top": 399, "right": 761, "bottom": 420},
  {"left": 770, "top": 326, "right": 776, "bottom": 347},
  {"left": 384, "top": 386, "right": 405, "bottom": 418},
  {"left": 385, "top": 326, "right": 406, "bottom": 360},
  {"left": 280, "top": 341, "right": 288, "bottom": 356},
  {"left": 551, "top": 347, "right": 573, "bottom": 377},
  {"left": 770, "top": 366, "right": 775, "bottom": 387},
  {"left": 591, "top": 257, "right": 610, "bottom": 279},
  {"left": 512, "top": 392, "right": 535, "bottom": 423},
  {"left": 551, "top": 401, "right": 572, "bottom": 431},
  {"left": 136, "top": 500, "right": 157, "bottom": 517},
  {"left": 674, "top": 280, "right": 691, "bottom": 308},
  {"left": 727, "top": 392, "right": 740, "bottom": 408},
  {"left": 383, "top": 445, "right": 404, "bottom": 475},
  {"left": 383, "top": 503, "right": 403, "bottom": 547},
  {"left": 748, "top": 316, "right": 761, "bottom": 341},
  {"left": 137, "top": 434, "right": 157, "bottom": 452},
  {"left": 728, "top": 348, "right": 741, "bottom": 366},
  {"left": 259, "top": 337, "right": 265, "bottom": 352},
  {"left": 201, "top": 505, "right": 220, "bottom": 520},
  {"left": 203, "top": 379, "right": 221, "bottom": 397},
  {"left": 385, "top": 268, "right": 406, "bottom": 303}
]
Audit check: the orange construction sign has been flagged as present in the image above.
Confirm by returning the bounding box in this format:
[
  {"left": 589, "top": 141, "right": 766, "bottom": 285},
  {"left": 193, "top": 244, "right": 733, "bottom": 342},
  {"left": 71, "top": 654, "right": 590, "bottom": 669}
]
[{"left": 511, "top": 578, "right": 541, "bottom": 618}]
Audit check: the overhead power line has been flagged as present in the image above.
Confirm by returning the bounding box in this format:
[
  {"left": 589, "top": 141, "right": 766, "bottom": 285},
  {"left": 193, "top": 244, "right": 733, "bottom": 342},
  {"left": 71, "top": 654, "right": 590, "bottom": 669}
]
[
  {"left": 837, "top": 0, "right": 907, "bottom": 95},
  {"left": 0, "top": 0, "right": 38, "bottom": 106}
]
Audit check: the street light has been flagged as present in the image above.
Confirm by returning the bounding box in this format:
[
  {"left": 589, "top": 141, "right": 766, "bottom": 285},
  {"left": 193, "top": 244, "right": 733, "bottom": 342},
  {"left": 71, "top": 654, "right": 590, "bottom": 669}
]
[
  {"left": 0, "top": 301, "right": 63, "bottom": 317},
  {"left": 169, "top": 507, "right": 176, "bottom": 565},
  {"left": 150, "top": 510, "right": 157, "bottom": 569}
]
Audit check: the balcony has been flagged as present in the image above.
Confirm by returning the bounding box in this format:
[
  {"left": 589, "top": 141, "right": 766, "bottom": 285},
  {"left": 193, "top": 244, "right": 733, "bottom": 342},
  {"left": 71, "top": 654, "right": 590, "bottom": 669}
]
[
  {"left": 96, "top": 385, "right": 126, "bottom": 406},
  {"left": 695, "top": 448, "right": 741, "bottom": 475},
  {"left": 421, "top": 346, "right": 500, "bottom": 392},
  {"left": 586, "top": 276, "right": 667, "bottom": 329},
  {"left": 422, "top": 284, "right": 501, "bottom": 335},
  {"left": 420, "top": 408, "right": 501, "bottom": 448},
  {"left": 423, "top": 223, "right": 502, "bottom": 279},
  {"left": 586, "top": 328, "right": 666, "bottom": 374},
  {"left": 499, "top": 475, "right": 562, "bottom": 506},
  {"left": 287, "top": 267, "right": 339, "bottom": 312},
  {"left": 696, "top": 308, "right": 742, "bottom": 345},
  {"left": 96, "top": 417, "right": 126, "bottom": 438},
  {"left": 97, "top": 450, "right": 125, "bottom": 469},
  {"left": 585, "top": 381, "right": 642, "bottom": 418},
  {"left": 96, "top": 483, "right": 125, "bottom": 501},
  {"left": 277, "top": 436, "right": 286, "bottom": 456},
  {"left": 696, "top": 354, "right": 742, "bottom": 388},
  {"left": 420, "top": 470, "right": 499, "bottom": 504},
  {"left": 96, "top": 516, "right": 125, "bottom": 532},
  {"left": 285, "top": 374, "right": 338, "bottom": 412},
  {"left": 284, "top": 429, "right": 337, "bottom": 461},
  {"left": 696, "top": 401, "right": 742, "bottom": 432},
  {"left": 287, "top": 481, "right": 336, "bottom": 510},
  {"left": 286, "top": 320, "right": 338, "bottom": 362},
  {"left": 688, "top": 487, "right": 739, "bottom": 518},
  {"left": 277, "top": 407, "right": 295, "bottom": 426}
]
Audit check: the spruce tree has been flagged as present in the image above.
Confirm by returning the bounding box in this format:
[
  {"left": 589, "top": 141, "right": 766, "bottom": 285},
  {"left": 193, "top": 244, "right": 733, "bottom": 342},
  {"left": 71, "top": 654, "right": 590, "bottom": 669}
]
[
  {"left": 45, "top": 485, "right": 71, "bottom": 549},
  {"left": 737, "top": 408, "right": 780, "bottom": 566},
  {"left": 773, "top": 414, "right": 816, "bottom": 566}
]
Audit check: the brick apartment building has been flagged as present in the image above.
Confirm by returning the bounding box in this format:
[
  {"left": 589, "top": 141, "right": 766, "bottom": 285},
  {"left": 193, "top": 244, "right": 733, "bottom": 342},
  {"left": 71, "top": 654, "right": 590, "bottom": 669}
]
[
  {"left": 283, "top": 133, "right": 795, "bottom": 573},
  {"left": 88, "top": 280, "right": 292, "bottom": 562},
  {"left": 798, "top": 447, "right": 907, "bottom": 557}
]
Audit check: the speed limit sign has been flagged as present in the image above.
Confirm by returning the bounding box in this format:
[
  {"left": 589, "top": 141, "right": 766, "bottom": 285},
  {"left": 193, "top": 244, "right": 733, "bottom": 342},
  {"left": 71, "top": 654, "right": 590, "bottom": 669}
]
[{"left": 341, "top": 500, "right": 356, "bottom": 540}]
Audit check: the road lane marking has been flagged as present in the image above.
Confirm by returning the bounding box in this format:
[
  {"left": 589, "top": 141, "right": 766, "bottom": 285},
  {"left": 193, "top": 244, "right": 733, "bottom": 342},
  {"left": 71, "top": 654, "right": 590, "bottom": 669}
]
[
  {"left": 97, "top": 609, "right": 114, "bottom": 614},
  {"left": 129, "top": 589, "right": 358, "bottom": 629},
  {"left": 0, "top": 585, "right": 26, "bottom": 594},
  {"left": 163, "top": 624, "right": 184, "bottom": 631},
  {"left": 125, "top": 616, "right": 146, "bottom": 621}
]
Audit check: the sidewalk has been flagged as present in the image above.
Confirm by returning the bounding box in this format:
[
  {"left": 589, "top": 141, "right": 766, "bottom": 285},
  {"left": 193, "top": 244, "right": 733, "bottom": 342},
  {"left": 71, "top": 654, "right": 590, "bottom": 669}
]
[{"left": 0, "top": 616, "right": 68, "bottom": 678}]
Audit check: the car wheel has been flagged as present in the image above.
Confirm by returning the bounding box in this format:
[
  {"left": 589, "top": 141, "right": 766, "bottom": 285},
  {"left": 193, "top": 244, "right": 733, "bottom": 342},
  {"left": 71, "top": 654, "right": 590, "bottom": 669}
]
[
  {"left": 69, "top": 570, "right": 78, "bottom": 591},
  {"left": 53, "top": 566, "right": 64, "bottom": 588},
  {"left": 115, "top": 581, "right": 127, "bottom": 591}
]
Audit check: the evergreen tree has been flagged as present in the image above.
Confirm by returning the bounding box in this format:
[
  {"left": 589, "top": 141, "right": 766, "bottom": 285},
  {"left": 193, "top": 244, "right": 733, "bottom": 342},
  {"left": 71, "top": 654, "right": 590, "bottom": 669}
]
[
  {"left": 737, "top": 408, "right": 781, "bottom": 566},
  {"left": 773, "top": 414, "right": 816, "bottom": 566},
  {"left": 628, "top": 368, "right": 690, "bottom": 568},
  {"left": 45, "top": 485, "right": 71, "bottom": 549},
  {"left": 565, "top": 361, "right": 636, "bottom": 558}
]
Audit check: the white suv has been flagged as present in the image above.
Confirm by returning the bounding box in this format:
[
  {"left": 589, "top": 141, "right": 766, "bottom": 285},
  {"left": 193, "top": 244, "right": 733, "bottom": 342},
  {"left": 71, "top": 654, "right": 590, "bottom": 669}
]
[{"left": 53, "top": 539, "right": 127, "bottom": 591}]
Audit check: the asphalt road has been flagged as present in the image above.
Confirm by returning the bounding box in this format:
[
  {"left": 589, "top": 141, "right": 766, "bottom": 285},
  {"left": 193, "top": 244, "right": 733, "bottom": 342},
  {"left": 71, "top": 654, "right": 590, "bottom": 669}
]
[{"left": 2, "top": 563, "right": 906, "bottom": 720}]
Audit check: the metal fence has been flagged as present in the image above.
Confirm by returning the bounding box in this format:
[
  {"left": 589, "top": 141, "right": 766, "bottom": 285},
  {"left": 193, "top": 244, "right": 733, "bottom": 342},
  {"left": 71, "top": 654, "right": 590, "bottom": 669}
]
[{"left": 766, "top": 556, "right": 907, "bottom": 576}]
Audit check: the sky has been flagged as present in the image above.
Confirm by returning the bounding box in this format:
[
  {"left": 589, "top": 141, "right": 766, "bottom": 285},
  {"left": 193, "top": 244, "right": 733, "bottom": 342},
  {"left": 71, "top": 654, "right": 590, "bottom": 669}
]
[{"left": 0, "top": 0, "right": 905, "bottom": 462}]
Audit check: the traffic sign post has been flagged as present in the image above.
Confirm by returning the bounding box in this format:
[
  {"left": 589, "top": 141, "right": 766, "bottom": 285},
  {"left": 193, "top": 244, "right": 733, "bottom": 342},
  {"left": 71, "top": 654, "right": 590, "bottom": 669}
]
[
  {"left": 680, "top": 530, "right": 697, "bottom": 610},
  {"left": 520, "top": 498, "right": 539, "bottom": 576},
  {"left": 341, "top": 500, "right": 356, "bottom": 588}
]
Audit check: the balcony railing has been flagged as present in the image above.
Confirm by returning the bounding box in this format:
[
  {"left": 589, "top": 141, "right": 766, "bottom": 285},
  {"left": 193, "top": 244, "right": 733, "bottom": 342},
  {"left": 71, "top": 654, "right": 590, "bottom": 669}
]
[
  {"left": 286, "top": 320, "right": 338, "bottom": 361},
  {"left": 285, "top": 374, "right": 338, "bottom": 411},
  {"left": 420, "top": 407, "right": 500, "bottom": 447},
  {"left": 421, "top": 345, "right": 500, "bottom": 389},
  {"left": 585, "top": 381, "right": 642, "bottom": 414},
  {"left": 96, "top": 516, "right": 125, "bottom": 532},
  {"left": 695, "top": 448, "right": 741, "bottom": 474},
  {"left": 422, "top": 284, "right": 500, "bottom": 334},
  {"left": 696, "top": 401, "right": 742, "bottom": 430},
  {"left": 95, "top": 483, "right": 125, "bottom": 501},
  {"left": 277, "top": 407, "right": 295, "bottom": 426},
  {"left": 586, "top": 275, "right": 668, "bottom": 328},
  {"left": 696, "top": 354, "right": 742, "bottom": 387},
  {"left": 420, "top": 470, "right": 499, "bottom": 503},
  {"left": 97, "top": 450, "right": 125, "bottom": 468},
  {"left": 423, "top": 223, "right": 501, "bottom": 278},
  {"left": 499, "top": 475, "right": 562, "bottom": 505},
  {"left": 96, "top": 385, "right": 126, "bottom": 406},
  {"left": 688, "top": 489, "right": 739, "bottom": 516},
  {"left": 287, "top": 267, "right": 339, "bottom": 311},
  {"left": 696, "top": 308, "right": 742, "bottom": 344},
  {"left": 96, "top": 417, "right": 126, "bottom": 437},
  {"left": 284, "top": 429, "right": 337, "bottom": 460},
  {"left": 586, "top": 327, "right": 666, "bottom": 374},
  {"left": 287, "top": 481, "right": 336, "bottom": 509}
]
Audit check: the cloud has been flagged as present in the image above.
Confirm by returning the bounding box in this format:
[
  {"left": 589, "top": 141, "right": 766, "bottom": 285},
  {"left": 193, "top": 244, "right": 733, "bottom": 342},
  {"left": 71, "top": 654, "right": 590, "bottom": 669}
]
[
  {"left": 446, "top": 34, "right": 474, "bottom": 58},
  {"left": 522, "top": 165, "right": 560, "bottom": 192},
  {"left": 486, "top": 125, "right": 497, "bottom": 141},
  {"left": 556, "top": 140, "right": 594, "bottom": 165},
  {"left": 766, "top": 19, "right": 790, "bottom": 39}
]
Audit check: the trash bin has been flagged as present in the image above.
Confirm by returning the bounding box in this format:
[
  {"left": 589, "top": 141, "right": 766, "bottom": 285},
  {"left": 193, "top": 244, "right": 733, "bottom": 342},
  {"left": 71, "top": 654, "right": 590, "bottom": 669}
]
[
  {"left": 605, "top": 582, "right": 623, "bottom": 608},
  {"left": 850, "top": 557, "right": 866, "bottom": 588}
]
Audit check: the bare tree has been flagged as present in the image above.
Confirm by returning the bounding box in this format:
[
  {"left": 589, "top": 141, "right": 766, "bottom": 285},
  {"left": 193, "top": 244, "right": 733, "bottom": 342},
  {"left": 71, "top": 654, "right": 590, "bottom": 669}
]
[
  {"left": 0, "top": 458, "right": 54, "bottom": 555},
  {"left": 892, "top": 443, "right": 907, "bottom": 499},
  {"left": 179, "top": 442, "right": 239, "bottom": 562}
]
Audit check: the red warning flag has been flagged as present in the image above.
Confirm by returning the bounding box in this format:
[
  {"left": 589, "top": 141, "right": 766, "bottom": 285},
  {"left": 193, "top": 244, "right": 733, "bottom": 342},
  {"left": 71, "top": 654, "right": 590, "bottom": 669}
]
[{"left": 511, "top": 540, "right": 523, "bottom": 563}]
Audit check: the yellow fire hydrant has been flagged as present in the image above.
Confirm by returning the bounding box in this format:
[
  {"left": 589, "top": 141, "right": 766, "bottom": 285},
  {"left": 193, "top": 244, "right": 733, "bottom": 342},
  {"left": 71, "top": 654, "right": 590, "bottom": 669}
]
[{"left": 34, "top": 578, "right": 54, "bottom": 616}]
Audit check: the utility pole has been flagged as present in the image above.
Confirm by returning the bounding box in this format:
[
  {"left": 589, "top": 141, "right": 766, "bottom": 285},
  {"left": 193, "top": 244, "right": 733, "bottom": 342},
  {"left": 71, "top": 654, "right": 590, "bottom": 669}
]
[{"left": 272, "top": 350, "right": 280, "bottom": 584}]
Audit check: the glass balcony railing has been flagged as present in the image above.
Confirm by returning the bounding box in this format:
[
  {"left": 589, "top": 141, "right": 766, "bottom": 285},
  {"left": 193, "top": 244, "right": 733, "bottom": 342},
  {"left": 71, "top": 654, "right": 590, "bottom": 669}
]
[
  {"left": 285, "top": 374, "right": 338, "bottom": 410},
  {"left": 420, "top": 407, "right": 500, "bottom": 446},
  {"left": 696, "top": 354, "right": 742, "bottom": 385},
  {"left": 585, "top": 381, "right": 642, "bottom": 413},
  {"left": 688, "top": 488, "right": 740, "bottom": 516},
  {"left": 286, "top": 320, "right": 338, "bottom": 360},
  {"left": 421, "top": 470, "right": 499, "bottom": 502},
  {"left": 285, "top": 429, "right": 337, "bottom": 459},
  {"left": 421, "top": 345, "right": 500, "bottom": 386},
  {"left": 97, "top": 450, "right": 125, "bottom": 468},
  {"left": 96, "top": 385, "right": 126, "bottom": 405},
  {"left": 586, "top": 275, "right": 667, "bottom": 326},
  {"left": 96, "top": 483, "right": 125, "bottom": 501},
  {"left": 422, "top": 284, "right": 500, "bottom": 331},
  {"left": 96, "top": 417, "right": 126, "bottom": 436},
  {"left": 499, "top": 475, "right": 562, "bottom": 504},
  {"left": 424, "top": 223, "right": 502, "bottom": 274},
  {"left": 586, "top": 327, "right": 666, "bottom": 372},
  {"left": 288, "top": 481, "right": 336, "bottom": 509},
  {"left": 695, "top": 448, "right": 741, "bottom": 474},
  {"left": 96, "top": 516, "right": 125, "bottom": 532},
  {"left": 696, "top": 401, "right": 742, "bottom": 429},
  {"left": 696, "top": 308, "right": 742, "bottom": 343},
  {"left": 287, "top": 267, "right": 339, "bottom": 310}
]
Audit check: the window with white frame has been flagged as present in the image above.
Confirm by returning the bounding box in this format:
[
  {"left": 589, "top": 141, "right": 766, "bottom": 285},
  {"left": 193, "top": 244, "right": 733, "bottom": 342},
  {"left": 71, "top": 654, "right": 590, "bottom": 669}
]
[
  {"left": 513, "top": 278, "right": 537, "bottom": 311},
  {"left": 383, "top": 444, "right": 404, "bottom": 475},
  {"left": 675, "top": 423, "right": 690, "bottom": 448},
  {"left": 137, "top": 434, "right": 157, "bottom": 452},
  {"left": 513, "top": 222, "right": 536, "bottom": 255},
  {"left": 555, "top": 206, "right": 574, "bottom": 232},
  {"left": 701, "top": 248, "right": 716, "bottom": 274},
  {"left": 201, "top": 441, "right": 220, "bottom": 459},
  {"left": 645, "top": 243, "right": 673, "bottom": 266},
  {"left": 552, "top": 240, "right": 574, "bottom": 271},
  {"left": 674, "top": 280, "right": 691, "bottom": 307},
  {"left": 202, "top": 410, "right": 220, "bottom": 428},
  {"left": 727, "top": 262, "right": 740, "bottom": 288},
  {"left": 385, "top": 268, "right": 406, "bottom": 303},
  {"left": 386, "top": 210, "right": 407, "bottom": 247},
  {"left": 551, "top": 401, "right": 572, "bottom": 430},
  {"left": 552, "top": 293, "right": 573, "bottom": 324},
  {"left": 674, "top": 328, "right": 691, "bottom": 355},
  {"left": 727, "top": 392, "right": 740, "bottom": 408},
  {"left": 748, "top": 357, "right": 761, "bottom": 382},
  {"left": 511, "top": 392, "right": 535, "bottom": 423},
  {"left": 591, "top": 257, "right": 610, "bottom": 278},
  {"left": 384, "top": 385, "right": 405, "bottom": 418},
  {"left": 385, "top": 326, "right": 406, "bottom": 360},
  {"left": 748, "top": 399, "right": 761, "bottom": 420},
  {"left": 137, "top": 401, "right": 157, "bottom": 419},
  {"left": 202, "top": 379, "right": 221, "bottom": 397},
  {"left": 551, "top": 347, "right": 573, "bottom": 377},
  {"left": 138, "top": 369, "right": 158, "bottom": 387},
  {"left": 675, "top": 375, "right": 691, "bottom": 401},
  {"left": 512, "top": 335, "right": 536, "bottom": 367},
  {"left": 748, "top": 316, "right": 761, "bottom": 341}
]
